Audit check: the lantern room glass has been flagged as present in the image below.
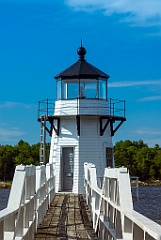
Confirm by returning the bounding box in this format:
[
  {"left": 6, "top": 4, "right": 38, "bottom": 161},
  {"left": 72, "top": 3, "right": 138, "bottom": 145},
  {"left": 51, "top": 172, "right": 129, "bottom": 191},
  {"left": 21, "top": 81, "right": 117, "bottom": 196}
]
[
  {"left": 79, "top": 80, "right": 97, "bottom": 99},
  {"left": 99, "top": 80, "right": 107, "bottom": 99},
  {"left": 56, "top": 78, "right": 108, "bottom": 100},
  {"left": 56, "top": 79, "right": 62, "bottom": 99}
]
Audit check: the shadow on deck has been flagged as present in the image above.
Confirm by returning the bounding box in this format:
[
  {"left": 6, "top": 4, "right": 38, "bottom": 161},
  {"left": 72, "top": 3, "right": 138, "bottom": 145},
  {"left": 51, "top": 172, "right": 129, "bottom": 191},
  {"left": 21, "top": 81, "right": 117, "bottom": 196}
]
[{"left": 35, "top": 193, "right": 98, "bottom": 240}]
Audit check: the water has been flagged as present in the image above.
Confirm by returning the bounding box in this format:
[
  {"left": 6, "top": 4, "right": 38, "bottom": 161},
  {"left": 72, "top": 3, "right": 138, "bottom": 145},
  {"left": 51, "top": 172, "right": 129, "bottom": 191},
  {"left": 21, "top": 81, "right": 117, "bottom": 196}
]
[
  {"left": 133, "top": 186, "right": 161, "bottom": 224},
  {"left": 0, "top": 187, "right": 161, "bottom": 224},
  {"left": 0, "top": 189, "right": 10, "bottom": 210}
]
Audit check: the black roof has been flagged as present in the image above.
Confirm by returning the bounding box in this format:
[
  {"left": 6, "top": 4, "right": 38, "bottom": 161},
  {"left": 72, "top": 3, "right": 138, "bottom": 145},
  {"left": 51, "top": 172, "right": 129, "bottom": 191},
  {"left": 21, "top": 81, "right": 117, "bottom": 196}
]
[{"left": 54, "top": 45, "right": 110, "bottom": 80}]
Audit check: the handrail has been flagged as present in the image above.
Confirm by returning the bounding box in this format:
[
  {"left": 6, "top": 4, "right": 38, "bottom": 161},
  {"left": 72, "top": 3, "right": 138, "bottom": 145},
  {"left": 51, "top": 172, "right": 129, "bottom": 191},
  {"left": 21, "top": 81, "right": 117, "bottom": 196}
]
[
  {"left": 38, "top": 98, "right": 126, "bottom": 119},
  {"left": 0, "top": 163, "right": 55, "bottom": 240},
  {"left": 84, "top": 163, "right": 161, "bottom": 240}
]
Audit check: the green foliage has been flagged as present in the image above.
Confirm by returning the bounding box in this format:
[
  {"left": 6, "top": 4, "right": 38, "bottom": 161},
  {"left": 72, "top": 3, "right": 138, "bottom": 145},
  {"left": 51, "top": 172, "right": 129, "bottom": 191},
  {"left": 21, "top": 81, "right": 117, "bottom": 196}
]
[
  {"left": 14, "top": 140, "right": 34, "bottom": 165},
  {"left": 114, "top": 140, "right": 161, "bottom": 181},
  {"left": 0, "top": 140, "right": 50, "bottom": 181},
  {"left": 0, "top": 139, "right": 160, "bottom": 182},
  {"left": 0, "top": 145, "right": 16, "bottom": 181}
]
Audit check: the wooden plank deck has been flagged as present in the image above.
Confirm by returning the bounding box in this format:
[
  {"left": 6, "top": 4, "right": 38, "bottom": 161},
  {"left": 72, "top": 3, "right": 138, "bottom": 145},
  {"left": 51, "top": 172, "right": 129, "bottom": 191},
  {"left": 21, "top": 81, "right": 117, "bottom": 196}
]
[{"left": 35, "top": 193, "right": 98, "bottom": 240}]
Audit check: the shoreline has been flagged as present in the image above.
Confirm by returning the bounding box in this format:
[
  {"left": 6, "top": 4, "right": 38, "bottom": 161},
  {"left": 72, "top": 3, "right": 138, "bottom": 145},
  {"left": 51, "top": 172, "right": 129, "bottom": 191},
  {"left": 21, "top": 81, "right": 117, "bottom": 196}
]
[
  {"left": 131, "top": 180, "right": 161, "bottom": 187},
  {"left": 0, "top": 181, "right": 12, "bottom": 189},
  {"left": 1, "top": 180, "right": 161, "bottom": 189}
]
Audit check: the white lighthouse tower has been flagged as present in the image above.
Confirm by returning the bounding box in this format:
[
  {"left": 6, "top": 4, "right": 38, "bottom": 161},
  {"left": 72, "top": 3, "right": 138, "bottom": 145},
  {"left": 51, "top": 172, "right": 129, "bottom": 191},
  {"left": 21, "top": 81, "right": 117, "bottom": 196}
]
[{"left": 38, "top": 43, "right": 126, "bottom": 193}]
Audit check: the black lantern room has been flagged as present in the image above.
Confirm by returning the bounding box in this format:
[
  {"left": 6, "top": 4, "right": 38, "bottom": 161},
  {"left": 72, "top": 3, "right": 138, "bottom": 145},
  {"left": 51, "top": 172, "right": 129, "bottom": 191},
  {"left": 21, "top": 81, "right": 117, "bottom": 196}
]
[{"left": 55, "top": 44, "right": 110, "bottom": 100}]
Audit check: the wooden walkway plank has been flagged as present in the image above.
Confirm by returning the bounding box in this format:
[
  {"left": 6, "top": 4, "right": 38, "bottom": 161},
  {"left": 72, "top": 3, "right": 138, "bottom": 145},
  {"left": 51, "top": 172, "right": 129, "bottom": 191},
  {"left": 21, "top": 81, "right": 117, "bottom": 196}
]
[{"left": 35, "top": 193, "right": 98, "bottom": 240}]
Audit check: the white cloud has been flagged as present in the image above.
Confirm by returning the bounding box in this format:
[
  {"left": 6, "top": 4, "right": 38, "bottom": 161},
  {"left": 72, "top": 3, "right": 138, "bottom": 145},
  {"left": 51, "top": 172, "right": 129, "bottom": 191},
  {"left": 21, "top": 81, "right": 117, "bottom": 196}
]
[
  {"left": 66, "top": 0, "right": 161, "bottom": 26},
  {"left": 138, "top": 95, "right": 161, "bottom": 102},
  {"left": 0, "top": 101, "right": 34, "bottom": 109},
  {"left": 0, "top": 102, "right": 20, "bottom": 108},
  {"left": 108, "top": 79, "right": 161, "bottom": 88},
  {"left": 0, "top": 0, "right": 54, "bottom": 3},
  {"left": 131, "top": 128, "right": 161, "bottom": 147},
  {"left": 0, "top": 127, "right": 25, "bottom": 143},
  {"left": 134, "top": 129, "right": 161, "bottom": 135},
  {"left": 109, "top": 80, "right": 161, "bottom": 102},
  {"left": 145, "top": 138, "right": 161, "bottom": 147}
]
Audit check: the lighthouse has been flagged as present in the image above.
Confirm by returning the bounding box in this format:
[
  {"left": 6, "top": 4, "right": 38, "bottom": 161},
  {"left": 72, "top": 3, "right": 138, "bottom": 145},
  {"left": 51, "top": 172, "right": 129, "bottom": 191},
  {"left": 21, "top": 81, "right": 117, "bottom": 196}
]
[{"left": 38, "top": 43, "right": 126, "bottom": 193}]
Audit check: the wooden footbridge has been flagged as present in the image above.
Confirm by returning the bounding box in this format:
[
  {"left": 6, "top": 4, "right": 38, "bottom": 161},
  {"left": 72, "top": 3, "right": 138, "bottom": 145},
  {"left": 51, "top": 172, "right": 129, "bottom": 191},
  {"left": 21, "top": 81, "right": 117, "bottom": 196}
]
[
  {"left": 35, "top": 193, "right": 98, "bottom": 240},
  {"left": 0, "top": 163, "right": 161, "bottom": 240}
]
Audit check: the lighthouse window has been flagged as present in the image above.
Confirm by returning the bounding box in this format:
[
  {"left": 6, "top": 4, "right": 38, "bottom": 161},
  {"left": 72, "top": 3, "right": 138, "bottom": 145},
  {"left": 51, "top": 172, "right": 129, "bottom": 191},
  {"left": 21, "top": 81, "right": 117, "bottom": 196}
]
[
  {"left": 61, "top": 80, "right": 79, "bottom": 99},
  {"left": 57, "top": 79, "right": 62, "bottom": 99},
  {"left": 99, "top": 80, "right": 107, "bottom": 100},
  {"left": 79, "top": 79, "right": 97, "bottom": 99},
  {"left": 79, "top": 83, "right": 86, "bottom": 98},
  {"left": 106, "top": 147, "right": 113, "bottom": 168},
  {"left": 68, "top": 83, "right": 79, "bottom": 99},
  {"left": 59, "top": 78, "right": 108, "bottom": 100},
  {"left": 62, "top": 82, "right": 68, "bottom": 99},
  {"left": 85, "top": 82, "right": 97, "bottom": 98}
]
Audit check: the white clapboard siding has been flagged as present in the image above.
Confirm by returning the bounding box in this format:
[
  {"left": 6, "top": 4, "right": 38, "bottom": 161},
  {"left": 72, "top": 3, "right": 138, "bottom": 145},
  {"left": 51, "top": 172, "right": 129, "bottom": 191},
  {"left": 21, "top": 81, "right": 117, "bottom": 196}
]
[
  {"left": 49, "top": 114, "right": 113, "bottom": 193},
  {"left": 49, "top": 117, "right": 79, "bottom": 192},
  {"left": 78, "top": 116, "right": 113, "bottom": 192}
]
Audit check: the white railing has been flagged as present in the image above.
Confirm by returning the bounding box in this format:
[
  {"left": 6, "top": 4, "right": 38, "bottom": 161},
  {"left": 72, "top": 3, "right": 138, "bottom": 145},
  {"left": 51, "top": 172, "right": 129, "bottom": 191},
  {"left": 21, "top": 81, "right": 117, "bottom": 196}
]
[
  {"left": 84, "top": 163, "right": 161, "bottom": 240},
  {"left": 0, "top": 163, "right": 55, "bottom": 240}
]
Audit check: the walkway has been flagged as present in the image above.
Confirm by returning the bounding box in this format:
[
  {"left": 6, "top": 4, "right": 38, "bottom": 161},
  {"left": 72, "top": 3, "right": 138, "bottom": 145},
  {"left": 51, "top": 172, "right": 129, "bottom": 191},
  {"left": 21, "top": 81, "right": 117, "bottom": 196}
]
[{"left": 35, "top": 193, "right": 98, "bottom": 240}]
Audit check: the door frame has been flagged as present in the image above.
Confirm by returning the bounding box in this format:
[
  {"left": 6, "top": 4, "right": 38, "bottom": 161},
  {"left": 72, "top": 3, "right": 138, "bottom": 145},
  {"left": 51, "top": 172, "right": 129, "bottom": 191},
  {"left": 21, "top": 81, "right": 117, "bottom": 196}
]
[{"left": 60, "top": 146, "right": 75, "bottom": 191}]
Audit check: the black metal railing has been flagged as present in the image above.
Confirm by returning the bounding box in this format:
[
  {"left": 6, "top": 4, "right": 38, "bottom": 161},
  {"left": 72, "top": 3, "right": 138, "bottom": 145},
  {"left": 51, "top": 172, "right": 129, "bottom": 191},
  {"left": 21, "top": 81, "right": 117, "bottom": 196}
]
[
  {"left": 38, "top": 99, "right": 55, "bottom": 119},
  {"left": 38, "top": 98, "right": 126, "bottom": 119}
]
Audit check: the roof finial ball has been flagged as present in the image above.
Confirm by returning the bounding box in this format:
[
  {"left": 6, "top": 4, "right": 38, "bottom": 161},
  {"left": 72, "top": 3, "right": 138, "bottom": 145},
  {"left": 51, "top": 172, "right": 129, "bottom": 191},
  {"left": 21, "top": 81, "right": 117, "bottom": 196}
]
[{"left": 77, "top": 39, "right": 86, "bottom": 60}]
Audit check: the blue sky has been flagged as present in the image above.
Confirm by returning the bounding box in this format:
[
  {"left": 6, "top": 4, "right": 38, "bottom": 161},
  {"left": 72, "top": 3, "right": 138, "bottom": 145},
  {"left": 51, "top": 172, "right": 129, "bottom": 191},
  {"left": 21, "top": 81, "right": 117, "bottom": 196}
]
[{"left": 0, "top": 0, "right": 161, "bottom": 147}]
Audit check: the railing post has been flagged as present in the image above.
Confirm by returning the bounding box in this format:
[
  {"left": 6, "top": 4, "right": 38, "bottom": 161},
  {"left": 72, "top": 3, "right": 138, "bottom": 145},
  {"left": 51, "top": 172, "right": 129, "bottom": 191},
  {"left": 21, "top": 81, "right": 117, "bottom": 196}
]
[
  {"left": 124, "top": 100, "right": 126, "bottom": 118},
  {"left": 47, "top": 98, "right": 48, "bottom": 116},
  {"left": 112, "top": 102, "right": 114, "bottom": 116},
  {"left": 0, "top": 221, "right": 4, "bottom": 240},
  {"left": 36, "top": 166, "right": 42, "bottom": 193},
  {"left": 117, "top": 167, "right": 133, "bottom": 210},
  {"left": 7, "top": 165, "right": 26, "bottom": 209},
  {"left": 38, "top": 100, "right": 40, "bottom": 119},
  {"left": 109, "top": 98, "right": 111, "bottom": 116},
  {"left": 131, "top": 176, "right": 139, "bottom": 201}
]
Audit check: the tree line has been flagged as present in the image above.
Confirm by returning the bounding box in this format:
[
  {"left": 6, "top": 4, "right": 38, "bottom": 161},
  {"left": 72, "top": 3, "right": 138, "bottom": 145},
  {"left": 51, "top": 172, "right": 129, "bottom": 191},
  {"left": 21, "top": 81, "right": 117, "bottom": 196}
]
[
  {"left": 114, "top": 140, "right": 161, "bottom": 181},
  {"left": 0, "top": 139, "right": 161, "bottom": 181},
  {"left": 0, "top": 140, "right": 50, "bottom": 181}
]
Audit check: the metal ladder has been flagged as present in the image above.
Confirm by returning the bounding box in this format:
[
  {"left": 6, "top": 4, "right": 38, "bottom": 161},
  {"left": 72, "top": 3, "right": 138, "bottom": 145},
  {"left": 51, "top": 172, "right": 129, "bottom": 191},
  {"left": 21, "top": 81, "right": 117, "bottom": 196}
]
[{"left": 40, "top": 116, "right": 46, "bottom": 165}]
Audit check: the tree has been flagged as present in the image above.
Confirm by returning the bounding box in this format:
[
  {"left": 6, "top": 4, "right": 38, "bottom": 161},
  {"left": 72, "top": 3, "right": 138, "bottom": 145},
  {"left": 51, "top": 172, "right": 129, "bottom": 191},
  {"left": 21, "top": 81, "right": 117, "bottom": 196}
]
[
  {"left": 153, "top": 148, "right": 161, "bottom": 179},
  {"left": 134, "top": 146, "right": 151, "bottom": 180},
  {"left": 30, "top": 143, "right": 40, "bottom": 165},
  {"left": 14, "top": 140, "right": 34, "bottom": 166},
  {"left": 114, "top": 140, "right": 161, "bottom": 181},
  {"left": 0, "top": 145, "right": 16, "bottom": 181},
  {"left": 0, "top": 140, "right": 51, "bottom": 181}
]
